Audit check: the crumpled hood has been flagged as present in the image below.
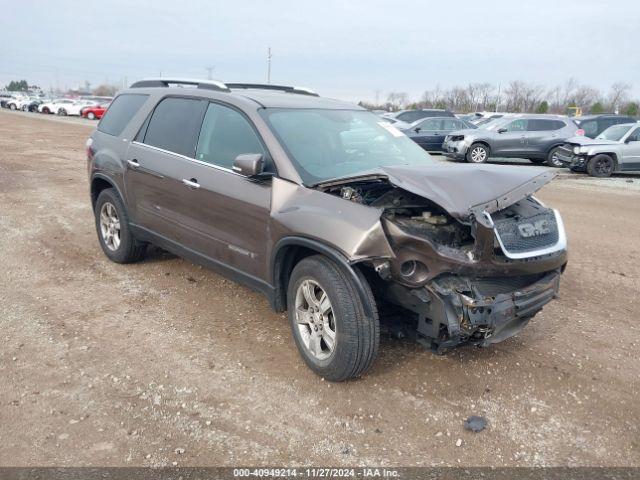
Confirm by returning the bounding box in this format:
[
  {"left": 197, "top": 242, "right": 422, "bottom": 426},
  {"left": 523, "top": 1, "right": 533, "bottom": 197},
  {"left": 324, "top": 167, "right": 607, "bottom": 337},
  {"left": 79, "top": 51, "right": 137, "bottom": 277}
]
[
  {"left": 565, "top": 136, "right": 620, "bottom": 146},
  {"left": 379, "top": 163, "right": 556, "bottom": 223}
]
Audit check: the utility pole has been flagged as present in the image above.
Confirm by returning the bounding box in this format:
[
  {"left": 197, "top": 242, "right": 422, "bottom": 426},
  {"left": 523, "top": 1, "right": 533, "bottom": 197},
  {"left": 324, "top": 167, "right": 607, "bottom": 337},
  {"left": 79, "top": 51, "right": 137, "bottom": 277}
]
[
  {"left": 206, "top": 66, "right": 215, "bottom": 80},
  {"left": 267, "top": 47, "right": 272, "bottom": 84}
]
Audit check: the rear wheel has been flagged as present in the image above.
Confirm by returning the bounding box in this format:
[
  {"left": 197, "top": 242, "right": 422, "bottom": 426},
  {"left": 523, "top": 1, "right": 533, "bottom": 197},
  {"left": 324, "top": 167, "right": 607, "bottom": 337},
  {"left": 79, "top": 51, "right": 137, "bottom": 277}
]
[
  {"left": 546, "top": 146, "right": 564, "bottom": 167},
  {"left": 466, "top": 143, "right": 490, "bottom": 163},
  {"left": 87, "top": 112, "right": 96, "bottom": 120},
  {"left": 57, "top": 108, "right": 67, "bottom": 116},
  {"left": 94, "top": 188, "right": 146, "bottom": 263},
  {"left": 586, "top": 154, "right": 614, "bottom": 177},
  {"left": 42, "top": 107, "right": 50, "bottom": 114},
  {"left": 9, "top": 103, "right": 16, "bottom": 110},
  {"left": 287, "top": 255, "right": 379, "bottom": 382}
]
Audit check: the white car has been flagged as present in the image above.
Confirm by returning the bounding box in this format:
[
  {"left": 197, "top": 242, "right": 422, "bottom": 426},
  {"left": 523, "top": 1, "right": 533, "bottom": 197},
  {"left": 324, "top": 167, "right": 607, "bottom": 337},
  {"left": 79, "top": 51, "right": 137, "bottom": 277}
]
[{"left": 39, "top": 98, "right": 76, "bottom": 114}]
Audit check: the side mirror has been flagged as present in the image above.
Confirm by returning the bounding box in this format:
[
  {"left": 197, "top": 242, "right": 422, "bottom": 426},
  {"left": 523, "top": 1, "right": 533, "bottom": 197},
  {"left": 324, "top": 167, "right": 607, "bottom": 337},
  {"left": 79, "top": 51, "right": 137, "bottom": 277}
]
[
  {"left": 232, "top": 153, "right": 264, "bottom": 177},
  {"left": 497, "top": 127, "right": 507, "bottom": 134},
  {"left": 413, "top": 127, "right": 421, "bottom": 133},
  {"left": 625, "top": 137, "right": 638, "bottom": 144}
]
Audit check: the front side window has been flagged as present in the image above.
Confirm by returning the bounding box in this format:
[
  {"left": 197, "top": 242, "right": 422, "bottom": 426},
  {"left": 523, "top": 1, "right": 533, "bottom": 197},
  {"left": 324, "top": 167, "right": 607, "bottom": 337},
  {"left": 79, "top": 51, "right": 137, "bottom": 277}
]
[
  {"left": 196, "top": 103, "right": 266, "bottom": 170},
  {"left": 505, "top": 119, "right": 528, "bottom": 132},
  {"left": 143, "top": 97, "right": 207, "bottom": 157},
  {"left": 442, "top": 118, "right": 468, "bottom": 130},
  {"left": 417, "top": 118, "right": 442, "bottom": 130},
  {"left": 261, "top": 109, "right": 435, "bottom": 185},
  {"left": 98, "top": 93, "right": 149, "bottom": 137},
  {"left": 625, "top": 127, "right": 640, "bottom": 142}
]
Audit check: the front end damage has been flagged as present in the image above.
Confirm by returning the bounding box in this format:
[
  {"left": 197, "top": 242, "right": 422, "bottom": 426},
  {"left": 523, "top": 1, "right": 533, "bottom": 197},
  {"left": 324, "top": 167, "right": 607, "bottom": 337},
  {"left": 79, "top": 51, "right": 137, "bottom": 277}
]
[{"left": 316, "top": 165, "right": 567, "bottom": 352}]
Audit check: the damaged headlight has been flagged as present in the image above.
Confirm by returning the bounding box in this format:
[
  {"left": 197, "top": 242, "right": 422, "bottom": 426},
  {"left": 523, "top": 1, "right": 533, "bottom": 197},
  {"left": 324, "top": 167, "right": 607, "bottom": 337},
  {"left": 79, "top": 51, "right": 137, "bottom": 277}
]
[{"left": 573, "top": 146, "right": 581, "bottom": 154}]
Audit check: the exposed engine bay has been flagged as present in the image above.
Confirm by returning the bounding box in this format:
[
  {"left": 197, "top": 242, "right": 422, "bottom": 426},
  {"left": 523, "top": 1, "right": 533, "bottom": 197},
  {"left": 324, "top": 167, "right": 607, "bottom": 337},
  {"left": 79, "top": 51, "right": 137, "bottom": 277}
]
[{"left": 318, "top": 176, "right": 567, "bottom": 352}]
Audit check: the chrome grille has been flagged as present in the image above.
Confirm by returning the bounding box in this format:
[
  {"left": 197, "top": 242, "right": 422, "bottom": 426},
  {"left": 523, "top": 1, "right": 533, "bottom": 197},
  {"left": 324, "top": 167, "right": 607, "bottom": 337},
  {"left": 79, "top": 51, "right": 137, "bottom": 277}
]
[{"left": 492, "top": 210, "right": 559, "bottom": 254}]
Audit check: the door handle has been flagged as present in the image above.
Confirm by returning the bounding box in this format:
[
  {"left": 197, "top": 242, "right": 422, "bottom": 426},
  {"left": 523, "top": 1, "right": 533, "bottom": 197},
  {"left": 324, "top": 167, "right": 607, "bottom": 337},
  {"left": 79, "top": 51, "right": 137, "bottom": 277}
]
[
  {"left": 127, "top": 159, "right": 140, "bottom": 168},
  {"left": 182, "top": 178, "right": 200, "bottom": 189}
]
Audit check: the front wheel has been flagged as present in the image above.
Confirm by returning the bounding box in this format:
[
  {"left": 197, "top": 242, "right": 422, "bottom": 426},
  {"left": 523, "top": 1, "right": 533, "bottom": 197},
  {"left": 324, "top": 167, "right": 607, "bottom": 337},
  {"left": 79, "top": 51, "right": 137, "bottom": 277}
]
[
  {"left": 287, "top": 255, "right": 379, "bottom": 382},
  {"left": 58, "top": 108, "right": 67, "bottom": 116},
  {"left": 466, "top": 143, "right": 490, "bottom": 163},
  {"left": 94, "top": 188, "right": 146, "bottom": 263},
  {"left": 586, "top": 154, "right": 614, "bottom": 177},
  {"left": 87, "top": 112, "right": 96, "bottom": 120},
  {"left": 546, "top": 146, "right": 564, "bottom": 167}
]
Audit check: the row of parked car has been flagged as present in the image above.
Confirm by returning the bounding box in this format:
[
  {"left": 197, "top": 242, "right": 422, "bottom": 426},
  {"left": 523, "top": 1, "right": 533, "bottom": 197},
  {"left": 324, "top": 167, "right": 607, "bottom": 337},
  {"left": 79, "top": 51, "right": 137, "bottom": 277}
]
[
  {"left": 378, "top": 108, "right": 639, "bottom": 177},
  {"left": 0, "top": 92, "right": 111, "bottom": 120}
]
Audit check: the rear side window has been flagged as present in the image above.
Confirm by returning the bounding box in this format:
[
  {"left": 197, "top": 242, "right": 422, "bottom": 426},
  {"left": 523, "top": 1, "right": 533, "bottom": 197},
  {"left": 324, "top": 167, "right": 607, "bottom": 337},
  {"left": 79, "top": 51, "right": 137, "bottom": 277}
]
[
  {"left": 98, "top": 94, "right": 148, "bottom": 136},
  {"left": 195, "top": 103, "right": 266, "bottom": 170},
  {"left": 579, "top": 119, "right": 598, "bottom": 137},
  {"left": 143, "top": 97, "right": 207, "bottom": 157},
  {"left": 528, "top": 119, "right": 565, "bottom": 131}
]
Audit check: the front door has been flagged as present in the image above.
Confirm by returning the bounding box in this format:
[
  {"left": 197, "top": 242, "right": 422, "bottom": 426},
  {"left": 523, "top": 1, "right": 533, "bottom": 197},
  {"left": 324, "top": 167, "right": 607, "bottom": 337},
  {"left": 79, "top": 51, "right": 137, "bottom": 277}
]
[
  {"left": 621, "top": 127, "right": 640, "bottom": 171},
  {"left": 492, "top": 118, "right": 528, "bottom": 156}
]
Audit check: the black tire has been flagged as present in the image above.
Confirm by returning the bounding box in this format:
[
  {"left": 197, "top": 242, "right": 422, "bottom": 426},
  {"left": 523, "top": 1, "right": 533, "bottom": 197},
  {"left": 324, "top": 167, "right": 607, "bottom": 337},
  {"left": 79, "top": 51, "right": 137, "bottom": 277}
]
[
  {"left": 94, "top": 188, "right": 146, "bottom": 263},
  {"left": 287, "top": 255, "right": 379, "bottom": 382},
  {"left": 87, "top": 112, "right": 96, "bottom": 120},
  {"left": 9, "top": 103, "right": 16, "bottom": 110},
  {"left": 58, "top": 108, "right": 67, "bottom": 116},
  {"left": 42, "top": 107, "right": 50, "bottom": 114},
  {"left": 546, "top": 146, "right": 564, "bottom": 167},
  {"left": 528, "top": 158, "right": 546, "bottom": 165},
  {"left": 466, "top": 143, "right": 490, "bottom": 163},
  {"left": 586, "top": 154, "right": 614, "bottom": 178}
]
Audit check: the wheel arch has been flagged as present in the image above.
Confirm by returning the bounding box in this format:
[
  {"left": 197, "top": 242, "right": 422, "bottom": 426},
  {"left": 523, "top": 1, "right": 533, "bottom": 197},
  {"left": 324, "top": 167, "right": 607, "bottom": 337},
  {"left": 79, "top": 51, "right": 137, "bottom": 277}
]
[
  {"left": 588, "top": 151, "right": 619, "bottom": 169},
  {"left": 270, "top": 236, "right": 375, "bottom": 317},
  {"left": 90, "top": 174, "right": 126, "bottom": 210}
]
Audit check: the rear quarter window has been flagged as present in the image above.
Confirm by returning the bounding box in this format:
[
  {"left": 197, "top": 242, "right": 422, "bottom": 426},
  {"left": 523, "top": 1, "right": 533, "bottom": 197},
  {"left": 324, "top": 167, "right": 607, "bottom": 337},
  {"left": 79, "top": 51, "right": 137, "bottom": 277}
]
[{"left": 97, "top": 94, "right": 149, "bottom": 137}]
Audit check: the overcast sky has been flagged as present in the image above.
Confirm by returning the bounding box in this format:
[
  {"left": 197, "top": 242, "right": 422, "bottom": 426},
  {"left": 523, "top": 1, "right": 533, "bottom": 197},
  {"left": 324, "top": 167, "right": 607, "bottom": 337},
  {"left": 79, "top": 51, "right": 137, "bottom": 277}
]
[{"left": 2, "top": 0, "right": 639, "bottom": 102}]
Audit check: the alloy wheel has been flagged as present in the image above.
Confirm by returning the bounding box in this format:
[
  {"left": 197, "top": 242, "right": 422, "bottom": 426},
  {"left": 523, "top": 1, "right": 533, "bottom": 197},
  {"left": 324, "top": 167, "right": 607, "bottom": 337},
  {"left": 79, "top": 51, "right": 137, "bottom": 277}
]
[
  {"left": 99, "top": 202, "right": 121, "bottom": 251},
  {"left": 594, "top": 157, "right": 613, "bottom": 176},
  {"left": 294, "top": 279, "right": 337, "bottom": 360},
  {"left": 470, "top": 146, "right": 487, "bottom": 163}
]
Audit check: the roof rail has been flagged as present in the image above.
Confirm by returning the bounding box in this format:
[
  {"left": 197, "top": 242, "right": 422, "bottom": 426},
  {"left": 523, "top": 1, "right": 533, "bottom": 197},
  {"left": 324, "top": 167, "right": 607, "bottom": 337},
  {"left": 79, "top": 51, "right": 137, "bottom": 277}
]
[
  {"left": 226, "top": 83, "right": 319, "bottom": 97},
  {"left": 130, "top": 78, "right": 230, "bottom": 92}
]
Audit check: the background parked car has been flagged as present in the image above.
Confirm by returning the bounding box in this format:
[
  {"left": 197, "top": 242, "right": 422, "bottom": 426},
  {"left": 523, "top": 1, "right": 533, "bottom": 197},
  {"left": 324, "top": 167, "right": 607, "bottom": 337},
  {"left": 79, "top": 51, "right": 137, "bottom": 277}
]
[
  {"left": 443, "top": 115, "right": 579, "bottom": 166},
  {"left": 556, "top": 123, "right": 640, "bottom": 177},
  {"left": 382, "top": 108, "right": 455, "bottom": 124},
  {"left": 39, "top": 98, "right": 76, "bottom": 114},
  {"left": 401, "top": 116, "right": 477, "bottom": 152},
  {"left": 573, "top": 114, "right": 636, "bottom": 138},
  {"left": 82, "top": 102, "right": 110, "bottom": 120}
]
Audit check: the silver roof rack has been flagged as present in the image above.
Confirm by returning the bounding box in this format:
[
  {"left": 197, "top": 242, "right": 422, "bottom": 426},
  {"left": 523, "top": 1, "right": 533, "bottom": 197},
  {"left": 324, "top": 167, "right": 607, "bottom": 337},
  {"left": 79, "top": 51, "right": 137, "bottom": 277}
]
[
  {"left": 226, "top": 83, "right": 319, "bottom": 97},
  {"left": 130, "top": 78, "right": 230, "bottom": 92}
]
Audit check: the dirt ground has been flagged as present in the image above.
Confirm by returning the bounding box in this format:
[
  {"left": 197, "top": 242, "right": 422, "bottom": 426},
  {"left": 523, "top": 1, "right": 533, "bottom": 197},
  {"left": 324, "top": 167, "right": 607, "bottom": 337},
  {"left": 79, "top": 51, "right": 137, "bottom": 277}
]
[{"left": 1, "top": 109, "right": 639, "bottom": 467}]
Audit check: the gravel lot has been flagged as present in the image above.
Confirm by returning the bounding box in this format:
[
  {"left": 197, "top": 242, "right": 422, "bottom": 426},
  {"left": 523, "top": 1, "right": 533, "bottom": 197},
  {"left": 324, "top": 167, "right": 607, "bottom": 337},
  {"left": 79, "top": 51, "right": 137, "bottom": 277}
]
[{"left": 1, "top": 110, "right": 639, "bottom": 467}]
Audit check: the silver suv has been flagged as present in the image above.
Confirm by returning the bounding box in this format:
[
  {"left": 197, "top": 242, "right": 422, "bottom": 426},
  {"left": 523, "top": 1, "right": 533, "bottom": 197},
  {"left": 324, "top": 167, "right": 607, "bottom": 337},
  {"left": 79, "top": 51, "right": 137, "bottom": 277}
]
[
  {"left": 443, "top": 115, "right": 578, "bottom": 167},
  {"left": 556, "top": 123, "right": 640, "bottom": 177}
]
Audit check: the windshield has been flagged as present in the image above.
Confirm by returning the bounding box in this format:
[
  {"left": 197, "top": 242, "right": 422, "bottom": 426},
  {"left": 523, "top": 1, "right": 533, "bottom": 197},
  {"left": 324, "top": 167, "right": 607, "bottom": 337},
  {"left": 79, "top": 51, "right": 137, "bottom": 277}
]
[
  {"left": 261, "top": 109, "right": 435, "bottom": 184},
  {"left": 596, "top": 124, "right": 632, "bottom": 141}
]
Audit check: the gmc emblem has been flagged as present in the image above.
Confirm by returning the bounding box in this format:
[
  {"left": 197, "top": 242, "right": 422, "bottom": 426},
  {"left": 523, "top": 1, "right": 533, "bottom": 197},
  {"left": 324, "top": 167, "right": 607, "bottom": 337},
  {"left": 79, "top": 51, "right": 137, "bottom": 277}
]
[{"left": 518, "top": 220, "right": 551, "bottom": 238}]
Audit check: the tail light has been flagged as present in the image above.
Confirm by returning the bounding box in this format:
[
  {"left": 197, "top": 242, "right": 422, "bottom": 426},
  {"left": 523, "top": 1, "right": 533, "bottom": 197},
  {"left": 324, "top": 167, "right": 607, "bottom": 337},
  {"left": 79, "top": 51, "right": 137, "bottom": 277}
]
[
  {"left": 86, "top": 137, "right": 95, "bottom": 160},
  {"left": 575, "top": 129, "right": 585, "bottom": 136}
]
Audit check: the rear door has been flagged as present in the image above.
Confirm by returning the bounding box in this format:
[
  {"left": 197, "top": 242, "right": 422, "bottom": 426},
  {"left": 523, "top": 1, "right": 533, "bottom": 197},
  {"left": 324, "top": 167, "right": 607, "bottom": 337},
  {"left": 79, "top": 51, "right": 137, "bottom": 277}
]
[
  {"left": 124, "top": 96, "right": 208, "bottom": 245},
  {"left": 492, "top": 118, "right": 528, "bottom": 156},
  {"left": 525, "top": 119, "right": 566, "bottom": 155}
]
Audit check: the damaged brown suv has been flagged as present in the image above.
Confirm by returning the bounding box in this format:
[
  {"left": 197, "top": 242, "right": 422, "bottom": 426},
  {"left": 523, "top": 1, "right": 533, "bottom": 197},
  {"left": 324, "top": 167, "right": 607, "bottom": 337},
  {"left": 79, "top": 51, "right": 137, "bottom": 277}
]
[{"left": 87, "top": 79, "right": 568, "bottom": 381}]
